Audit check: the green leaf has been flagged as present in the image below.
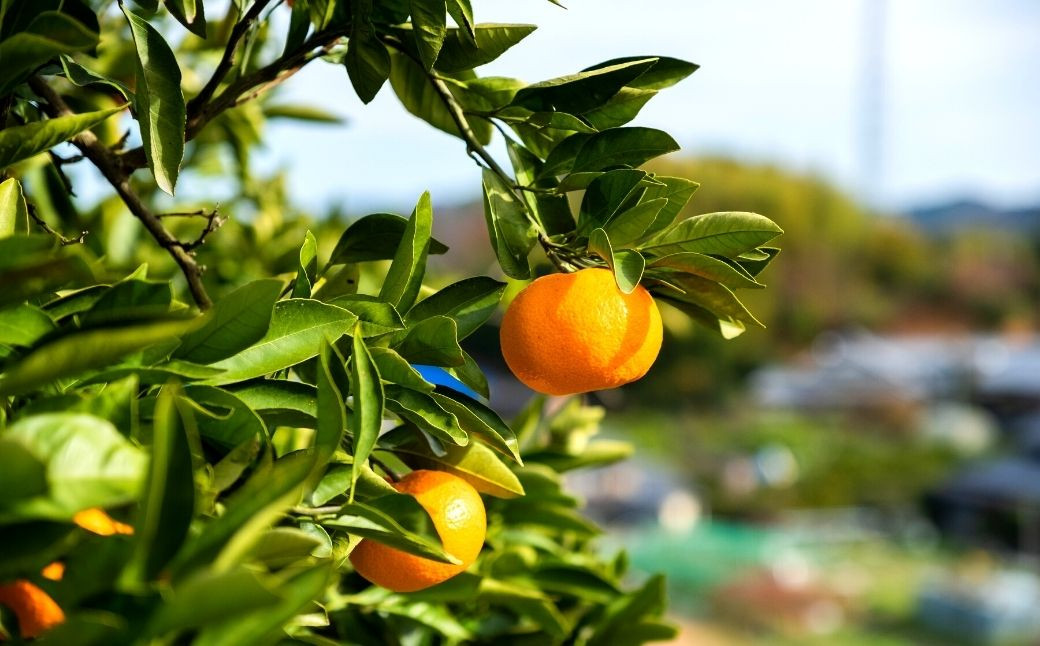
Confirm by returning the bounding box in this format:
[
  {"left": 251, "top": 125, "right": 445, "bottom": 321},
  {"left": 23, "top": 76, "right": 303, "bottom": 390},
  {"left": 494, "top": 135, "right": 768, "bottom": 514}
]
[
  {"left": 78, "top": 277, "right": 172, "bottom": 326},
  {"left": 169, "top": 450, "right": 315, "bottom": 578},
  {"left": 75, "top": 362, "right": 224, "bottom": 388},
  {"left": 410, "top": 0, "right": 446, "bottom": 70},
  {"left": 181, "top": 385, "right": 268, "bottom": 449},
  {"left": 537, "top": 132, "right": 591, "bottom": 179},
  {"left": 328, "top": 296, "right": 405, "bottom": 337},
  {"left": 582, "top": 87, "right": 656, "bottom": 130},
  {"left": 0, "top": 105, "right": 124, "bottom": 170},
  {"left": 193, "top": 565, "right": 330, "bottom": 646},
  {"left": 346, "top": 0, "right": 391, "bottom": 103},
  {"left": 311, "top": 461, "right": 396, "bottom": 505},
  {"left": 525, "top": 439, "right": 634, "bottom": 472},
  {"left": 263, "top": 104, "right": 343, "bottom": 124},
  {"left": 430, "top": 388, "right": 520, "bottom": 462},
  {"left": 389, "top": 50, "right": 492, "bottom": 144},
  {"left": 385, "top": 386, "right": 468, "bottom": 446},
  {"left": 446, "top": 349, "right": 489, "bottom": 399},
  {"left": 163, "top": 0, "right": 206, "bottom": 37},
  {"left": 122, "top": 4, "right": 185, "bottom": 194},
  {"left": 379, "top": 191, "right": 433, "bottom": 312},
  {"left": 291, "top": 230, "right": 318, "bottom": 298},
  {"left": 643, "top": 211, "right": 783, "bottom": 258},
  {"left": 578, "top": 168, "right": 647, "bottom": 233},
  {"left": 434, "top": 24, "right": 536, "bottom": 73},
  {"left": 327, "top": 212, "right": 448, "bottom": 265},
  {"left": 394, "top": 315, "right": 464, "bottom": 366},
  {"left": 511, "top": 58, "right": 657, "bottom": 114},
  {"left": 206, "top": 300, "right": 357, "bottom": 385},
  {"left": 348, "top": 328, "right": 384, "bottom": 500},
  {"left": 0, "top": 413, "right": 146, "bottom": 522},
  {"left": 122, "top": 387, "right": 197, "bottom": 586},
  {"left": 649, "top": 252, "right": 763, "bottom": 290},
  {"left": 736, "top": 246, "right": 781, "bottom": 277},
  {"left": 658, "top": 295, "right": 745, "bottom": 340},
  {"left": 406, "top": 277, "right": 505, "bottom": 340},
  {"left": 315, "top": 341, "right": 348, "bottom": 467},
  {"left": 328, "top": 498, "right": 458, "bottom": 563},
  {"left": 445, "top": 0, "right": 474, "bottom": 40},
  {"left": 570, "top": 127, "right": 679, "bottom": 174},
  {"left": 602, "top": 198, "right": 668, "bottom": 248},
  {"left": 583, "top": 55, "right": 698, "bottom": 90},
  {"left": 0, "top": 177, "right": 30, "bottom": 237},
  {"left": 0, "top": 318, "right": 195, "bottom": 397},
  {"left": 505, "top": 139, "right": 575, "bottom": 236},
  {"left": 657, "top": 274, "right": 763, "bottom": 330},
  {"left": 479, "top": 579, "right": 569, "bottom": 639},
  {"left": 247, "top": 526, "right": 324, "bottom": 568},
  {"left": 226, "top": 380, "right": 317, "bottom": 426},
  {"left": 0, "top": 439, "right": 48, "bottom": 505},
  {"left": 0, "top": 304, "right": 55, "bottom": 348},
  {"left": 59, "top": 56, "right": 133, "bottom": 101},
  {"left": 481, "top": 168, "right": 534, "bottom": 279},
  {"left": 529, "top": 563, "right": 622, "bottom": 602},
  {"left": 381, "top": 427, "right": 523, "bottom": 498},
  {"left": 588, "top": 574, "right": 670, "bottom": 646},
  {"left": 0, "top": 11, "right": 98, "bottom": 96},
  {"left": 638, "top": 175, "right": 700, "bottom": 238},
  {"left": 144, "top": 567, "right": 280, "bottom": 638},
  {"left": 369, "top": 347, "right": 434, "bottom": 392},
  {"left": 174, "top": 279, "right": 283, "bottom": 364},
  {"left": 588, "top": 228, "right": 645, "bottom": 294}
]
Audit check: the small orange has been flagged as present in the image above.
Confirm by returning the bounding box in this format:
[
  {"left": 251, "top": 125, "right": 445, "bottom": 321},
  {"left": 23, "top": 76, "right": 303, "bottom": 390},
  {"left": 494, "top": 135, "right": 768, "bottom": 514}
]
[
  {"left": 349, "top": 470, "right": 486, "bottom": 592},
  {"left": 0, "top": 580, "right": 64, "bottom": 638},
  {"left": 72, "top": 508, "right": 133, "bottom": 536},
  {"left": 40, "top": 562, "right": 65, "bottom": 582},
  {"left": 499, "top": 268, "right": 663, "bottom": 395}
]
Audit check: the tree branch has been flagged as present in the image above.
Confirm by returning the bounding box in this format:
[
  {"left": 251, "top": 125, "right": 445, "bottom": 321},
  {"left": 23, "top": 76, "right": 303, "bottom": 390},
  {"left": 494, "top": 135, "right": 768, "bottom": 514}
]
[
  {"left": 186, "top": 0, "right": 273, "bottom": 117},
  {"left": 120, "top": 27, "right": 349, "bottom": 171},
  {"left": 28, "top": 76, "right": 214, "bottom": 310}
]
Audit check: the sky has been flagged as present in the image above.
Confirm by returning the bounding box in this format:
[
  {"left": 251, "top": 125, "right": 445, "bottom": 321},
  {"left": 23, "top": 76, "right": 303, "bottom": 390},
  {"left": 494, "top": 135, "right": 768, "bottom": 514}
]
[{"left": 256, "top": 0, "right": 1040, "bottom": 214}]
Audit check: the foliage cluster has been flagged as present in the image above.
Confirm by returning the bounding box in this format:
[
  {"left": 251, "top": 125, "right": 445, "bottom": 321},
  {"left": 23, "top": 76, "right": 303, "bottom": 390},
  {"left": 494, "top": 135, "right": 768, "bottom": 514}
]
[{"left": 0, "top": 0, "right": 782, "bottom": 643}]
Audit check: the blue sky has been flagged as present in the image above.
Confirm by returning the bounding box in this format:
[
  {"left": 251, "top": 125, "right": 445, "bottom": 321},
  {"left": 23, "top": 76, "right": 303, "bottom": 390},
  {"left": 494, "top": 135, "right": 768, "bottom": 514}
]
[{"left": 257, "top": 0, "right": 1040, "bottom": 214}]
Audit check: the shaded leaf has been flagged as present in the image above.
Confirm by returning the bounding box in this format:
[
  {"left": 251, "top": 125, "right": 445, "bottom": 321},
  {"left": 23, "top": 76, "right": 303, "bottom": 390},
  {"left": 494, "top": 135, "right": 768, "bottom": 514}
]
[
  {"left": 434, "top": 24, "right": 536, "bottom": 73},
  {"left": 122, "top": 5, "right": 185, "bottom": 194},
  {"left": 588, "top": 228, "right": 644, "bottom": 294},
  {"left": 379, "top": 191, "right": 433, "bottom": 312},
  {"left": 327, "top": 212, "right": 448, "bottom": 265},
  {"left": 206, "top": 300, "right": 357, "bottom": 385},
  {"left": 174, "top": 279, "right": 283, "bottom": 364},
  {"left": 0, "top": 105, "right": 124, "bottom": 170},
  {"left": 406, "top": 277, "right": 505, "bottom": 340},
  {"left": 381, "top": 427, "right": 524, "bottom": 498}
]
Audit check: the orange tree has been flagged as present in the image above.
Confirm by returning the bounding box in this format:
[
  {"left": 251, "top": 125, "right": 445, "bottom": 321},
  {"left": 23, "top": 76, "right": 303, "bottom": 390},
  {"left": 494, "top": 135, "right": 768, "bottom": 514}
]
[{"left": 0, "top": 0, "right": 782, "bottom": 642}]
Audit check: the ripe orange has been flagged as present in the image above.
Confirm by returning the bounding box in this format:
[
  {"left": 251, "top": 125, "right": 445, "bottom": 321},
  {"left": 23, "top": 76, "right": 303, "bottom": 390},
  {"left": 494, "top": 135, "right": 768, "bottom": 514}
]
[
  {"left": 0, "top": 580, "right": 64, "bottom": 638},
  {"left": 349, "top": 470, "right": 486, "bottom": 592},
  {"left": 73, "top": 508, "right": 133, "bottom": 536},
  {"left": 499, "top": 268, "right": 663, "bottom": 395}
]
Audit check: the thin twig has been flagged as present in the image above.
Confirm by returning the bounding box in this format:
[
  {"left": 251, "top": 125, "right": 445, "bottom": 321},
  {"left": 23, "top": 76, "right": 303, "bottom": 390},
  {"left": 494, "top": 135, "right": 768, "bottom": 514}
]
[
  {"left": 27, "top": 203, "right": 88, "bottom": 246},
  {"left": 180, "top": 208, "right": 228, "bottom": 251},
  {"left": 28, "top": 76, "right": 214, "bottom": 310},
  {"left": 119, "top": 27, "right": 349, "bottom": 170},
  {"left": 186, "top": 0, "right": 274, "bottom": 116}
]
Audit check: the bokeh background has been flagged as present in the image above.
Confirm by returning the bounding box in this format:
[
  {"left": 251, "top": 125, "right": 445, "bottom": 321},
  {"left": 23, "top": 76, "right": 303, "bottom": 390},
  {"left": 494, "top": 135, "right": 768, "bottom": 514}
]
[{"left": 60, "top": 0, "right": 1040, "bottom": 643}]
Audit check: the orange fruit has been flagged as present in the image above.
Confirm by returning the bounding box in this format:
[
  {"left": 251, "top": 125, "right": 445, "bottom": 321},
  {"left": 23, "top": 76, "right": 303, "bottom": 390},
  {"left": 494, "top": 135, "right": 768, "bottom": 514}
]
[
  {"left": 499, "top": 267, "right": 663, "bottom": 395},
  {"left": 0, "top": 580, "right": 64, "bottom": 639},
  {"left": 39, "top": 562, "right": 65, "bottom": 582},
  {"left": 349, "top": 470, "right": 486, "bottom": 592},
  {"left": 72, "top": 508, "right": 133, "bottom": 536}
]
